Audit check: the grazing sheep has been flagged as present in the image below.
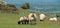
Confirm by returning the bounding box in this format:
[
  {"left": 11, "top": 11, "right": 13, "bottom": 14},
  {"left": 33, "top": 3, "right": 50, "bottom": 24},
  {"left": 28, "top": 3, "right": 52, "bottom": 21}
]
[
  {"left": 18, "top": 16, "right": 29, "bottom": 24},
  {"left": 18, "top": 16, "right": 24, "bottom": 24},
  {"left": 39, "top": 13, "right": 46, "bottom": 21},
  {"left": 49, "top": 17, "right": 57, "bottom": 21},
  {"left": 28, "top": 12, "right": 37, "bottom": 24}
]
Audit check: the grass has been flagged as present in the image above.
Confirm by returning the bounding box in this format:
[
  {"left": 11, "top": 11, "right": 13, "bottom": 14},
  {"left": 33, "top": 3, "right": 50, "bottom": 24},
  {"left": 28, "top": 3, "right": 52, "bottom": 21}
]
[{"left": 0, "top": 9, "right": 60, "bottom": 28}]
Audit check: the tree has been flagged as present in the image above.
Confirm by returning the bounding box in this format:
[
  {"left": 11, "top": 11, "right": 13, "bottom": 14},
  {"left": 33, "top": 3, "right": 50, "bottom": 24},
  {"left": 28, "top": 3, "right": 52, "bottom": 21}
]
[{"left": 21, "top": 2, "right": 30, "bottom": 9}]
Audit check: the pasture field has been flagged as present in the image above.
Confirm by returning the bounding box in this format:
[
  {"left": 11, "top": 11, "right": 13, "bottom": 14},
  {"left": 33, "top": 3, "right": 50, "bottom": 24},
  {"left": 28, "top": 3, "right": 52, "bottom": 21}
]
[{"left": 0, "top": 9, "right": 60, "bottom": 28}]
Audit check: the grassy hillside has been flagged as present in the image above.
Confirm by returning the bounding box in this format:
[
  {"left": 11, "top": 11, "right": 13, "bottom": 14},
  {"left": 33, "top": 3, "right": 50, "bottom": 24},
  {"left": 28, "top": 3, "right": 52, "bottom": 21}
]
[{"left": 0, "top": 9, "right": 60, "bottom": 28}]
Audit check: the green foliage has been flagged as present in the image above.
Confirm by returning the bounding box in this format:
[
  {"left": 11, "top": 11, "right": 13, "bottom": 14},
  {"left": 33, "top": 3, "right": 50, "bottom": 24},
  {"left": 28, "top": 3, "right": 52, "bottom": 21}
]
[{"left": 21, "top": 2, "right": 30, "bottom": 9}]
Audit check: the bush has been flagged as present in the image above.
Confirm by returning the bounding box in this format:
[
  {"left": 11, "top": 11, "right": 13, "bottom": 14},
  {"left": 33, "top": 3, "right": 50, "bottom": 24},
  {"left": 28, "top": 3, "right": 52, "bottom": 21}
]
[{"left": 21, "top": 2, "right": 30, "bottom": 9}]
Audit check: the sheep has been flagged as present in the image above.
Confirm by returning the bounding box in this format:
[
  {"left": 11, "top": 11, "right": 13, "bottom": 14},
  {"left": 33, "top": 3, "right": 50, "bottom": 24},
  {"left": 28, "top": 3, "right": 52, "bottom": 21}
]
[
  {"left": 18, "top": 16, "right": 24, "bottom": 24},
  {"left": 49, "top": 17, "right": 57, "bottom": 21},
  {"left": 28, "top": 12, "right": 37, "bottom": 24},
  {"left": 39, "top": 13, "right": 46, "bottom": 21},
  {"left": 18, "top": 16, "right": 29, "bottom": 24},
  {"left": 23, "top": 16, "right": 29, "bottom": 24}
]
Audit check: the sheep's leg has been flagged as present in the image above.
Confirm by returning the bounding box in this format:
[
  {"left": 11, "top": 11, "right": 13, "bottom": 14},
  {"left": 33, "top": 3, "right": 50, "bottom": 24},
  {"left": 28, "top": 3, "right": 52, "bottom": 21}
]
[
  {"left": 25, "top": 21, "right": 26, "bottom": 24},
  {"left": 26, "top": 20, "right": 29, "bottom": 24},
  {"left": 25, "top": 20, "right": 29, "bottom": 24},
  {"left": 34, "top": 18, "right": 36, "bottom": 24},
  {"left": 30, "top": 20, "right": 37, "bottom": 25},
  {"left": 30, "top": 20, "right": 33, "bottom": 24},
  {"left": 18, "top": 21, "right": 21, "bottom": 24},
  {"left": 24, "top": 20, "right": 27, "bottom": 24},
  {"left": 22, "top": 21, "right": 24, "bottom": 24},
  {"left": 40, "top": 20, "right": 43, "bottom": 21}
]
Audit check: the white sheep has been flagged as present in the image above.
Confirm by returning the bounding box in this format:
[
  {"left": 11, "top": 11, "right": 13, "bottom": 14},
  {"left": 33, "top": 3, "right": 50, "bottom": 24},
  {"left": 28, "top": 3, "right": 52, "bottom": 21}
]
[
  {"left": 39, "top": 13, "right": 46, "bottom": 21},
  {"left": 18, "top": 16, "right": 29, "bottom": 24},
  {"left": 18, "top": 16, "right": 24, "bottom": 24},
  {"left": 28, "top": 12, "right": 37, "bottom": 24},
  {"left": 28, "top": 13, "right": 37, "bottom": 20},
  {"left": 49, "top": 17, "right": 57, "bottom": 21}
]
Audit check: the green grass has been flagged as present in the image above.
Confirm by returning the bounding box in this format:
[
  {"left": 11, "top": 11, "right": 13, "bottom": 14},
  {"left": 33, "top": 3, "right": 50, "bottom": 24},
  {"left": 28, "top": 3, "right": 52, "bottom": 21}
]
[{"left": 0, "top": 9, "right": 60, "bottom": 28}]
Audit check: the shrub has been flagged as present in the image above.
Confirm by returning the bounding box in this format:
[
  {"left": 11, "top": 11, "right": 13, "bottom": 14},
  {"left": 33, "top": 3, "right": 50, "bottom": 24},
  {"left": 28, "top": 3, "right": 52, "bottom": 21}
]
[{"left": 21, "top": 2, "right": 30, "bottom": 9}]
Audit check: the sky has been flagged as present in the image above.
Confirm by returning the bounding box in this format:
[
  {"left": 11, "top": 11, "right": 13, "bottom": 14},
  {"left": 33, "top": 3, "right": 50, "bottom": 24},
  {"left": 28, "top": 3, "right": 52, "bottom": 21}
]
[
  {"left": 4, "top": 0, "right": 60, "bottom": 6},
  {"left": 4, "top": 0, "right": 60, "bottom": 3}
]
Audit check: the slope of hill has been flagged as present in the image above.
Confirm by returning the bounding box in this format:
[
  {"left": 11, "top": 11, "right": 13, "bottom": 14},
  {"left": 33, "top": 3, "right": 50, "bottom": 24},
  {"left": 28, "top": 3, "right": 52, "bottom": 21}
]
[{"left": 0, "top": 9, "right": 60, "bottom": 28}]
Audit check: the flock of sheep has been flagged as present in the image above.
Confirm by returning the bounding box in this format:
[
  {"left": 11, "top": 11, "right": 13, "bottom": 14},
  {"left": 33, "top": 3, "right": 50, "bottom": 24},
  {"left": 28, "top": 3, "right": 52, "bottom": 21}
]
[{"left": 18, "top": 12, "right": 57, "bottom": 25}]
